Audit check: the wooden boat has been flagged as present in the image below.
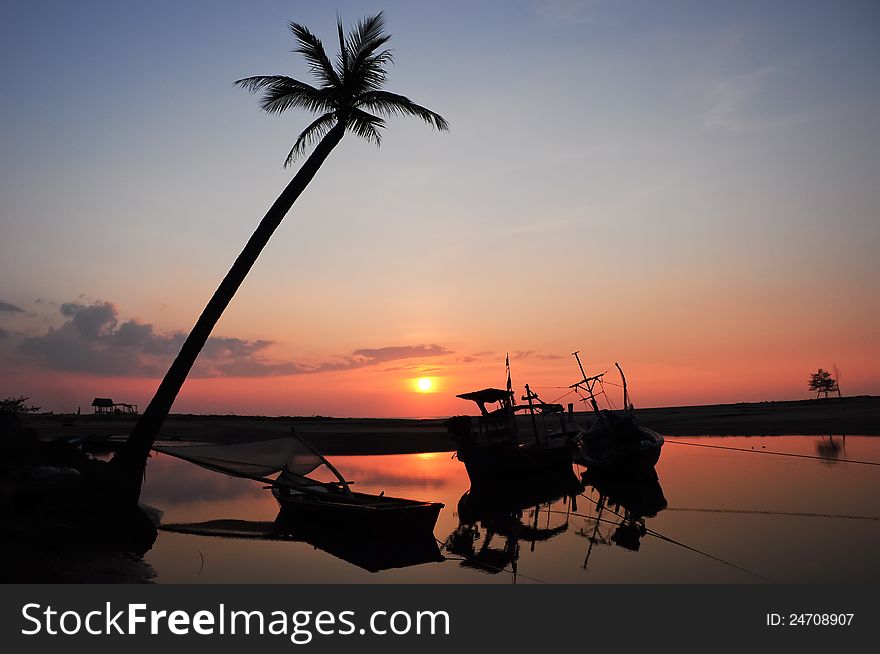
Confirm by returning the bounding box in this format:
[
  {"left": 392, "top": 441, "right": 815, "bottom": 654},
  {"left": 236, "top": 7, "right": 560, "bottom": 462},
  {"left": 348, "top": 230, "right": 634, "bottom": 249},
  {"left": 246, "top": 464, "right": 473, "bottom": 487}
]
[
  {"left": 272, "top": 469, "right": 443, "bottom": 535},
  {"left": 154, "top": 432, "right": 443, "bottom": 537},
  {"left": 446, "top": 359, "right": 581, "bottom": 485},
  {"left": 569, "top": 352, "right": 663, "bottom": 473}
]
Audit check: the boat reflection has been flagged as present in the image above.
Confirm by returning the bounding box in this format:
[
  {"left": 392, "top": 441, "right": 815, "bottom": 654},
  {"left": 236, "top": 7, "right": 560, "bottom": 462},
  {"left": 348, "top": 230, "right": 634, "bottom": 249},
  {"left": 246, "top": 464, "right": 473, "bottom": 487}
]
[
  {"left": 578, "top": 469, "right": 667, "bottom": 568},
  {"left": 444, "top": 470, "right": 582, "bottom": 577},
  {"left": 160, "top": 513, "right": 444, "bottom": 574}
]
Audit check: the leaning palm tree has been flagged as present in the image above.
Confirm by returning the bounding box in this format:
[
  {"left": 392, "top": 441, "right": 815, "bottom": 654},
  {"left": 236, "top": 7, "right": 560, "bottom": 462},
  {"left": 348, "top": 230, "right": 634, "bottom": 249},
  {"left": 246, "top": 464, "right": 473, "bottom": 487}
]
[{"left": 111, "top": 13, "right": 448, "bottom": 498}]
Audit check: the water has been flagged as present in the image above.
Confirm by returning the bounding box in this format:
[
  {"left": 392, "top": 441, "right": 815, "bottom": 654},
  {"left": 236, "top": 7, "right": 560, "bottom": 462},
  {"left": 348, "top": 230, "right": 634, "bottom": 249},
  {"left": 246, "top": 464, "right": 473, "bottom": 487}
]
[{"left": 140, "top": 436, "right": 880, "bottom": 583}]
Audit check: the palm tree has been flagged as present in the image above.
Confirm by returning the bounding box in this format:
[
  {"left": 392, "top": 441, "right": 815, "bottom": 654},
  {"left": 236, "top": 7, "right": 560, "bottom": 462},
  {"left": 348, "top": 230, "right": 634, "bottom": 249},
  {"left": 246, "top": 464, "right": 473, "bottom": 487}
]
[{"left": 111, "top": 13, "right": 448, "bottom": 497}]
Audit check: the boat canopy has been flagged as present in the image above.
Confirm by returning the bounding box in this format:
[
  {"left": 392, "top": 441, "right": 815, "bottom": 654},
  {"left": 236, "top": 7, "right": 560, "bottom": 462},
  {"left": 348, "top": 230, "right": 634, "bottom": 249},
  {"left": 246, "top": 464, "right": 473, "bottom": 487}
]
[{"left": 456, "top": 388, "right": 512, "bottom": 404}]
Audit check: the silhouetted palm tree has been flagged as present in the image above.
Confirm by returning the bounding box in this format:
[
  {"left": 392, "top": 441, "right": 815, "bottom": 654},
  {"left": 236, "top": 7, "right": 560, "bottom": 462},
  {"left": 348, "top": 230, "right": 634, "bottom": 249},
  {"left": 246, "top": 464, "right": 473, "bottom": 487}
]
[{"left": 111, "top": 13, "right": 448, "bottom": 497}]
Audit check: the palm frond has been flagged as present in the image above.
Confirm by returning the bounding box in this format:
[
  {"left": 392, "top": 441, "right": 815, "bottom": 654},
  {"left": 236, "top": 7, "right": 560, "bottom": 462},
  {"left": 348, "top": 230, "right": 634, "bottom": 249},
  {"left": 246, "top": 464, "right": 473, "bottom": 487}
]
[
  {"left": 233, "top": 76, "right": 333, "bottom": 115},
  {"left": 237, "top": 13, "right": 448, "bottom": 165},
  {"left": 349, "top": 49, "right": 394, "bottom": 94},
  {"left": 285, "top": 112, "right": 338, "bottom": 167},
  {"left": 346, "top": 14, "right": 393, "bottom": 87},
  {"left": 356, "top": 90, "right": 449, "bottom": 131},
  {"left": 336, "top": 16, "right": 348, "bottom": 85},
  {"left": 346, "top": 13, "right": 390, "bottom": 60},
  {"left": 288, "top": 22, "right": 340, "bottom": 88},
  {"left": 346, "top": 108, "right": 385, "bottom": 146}
]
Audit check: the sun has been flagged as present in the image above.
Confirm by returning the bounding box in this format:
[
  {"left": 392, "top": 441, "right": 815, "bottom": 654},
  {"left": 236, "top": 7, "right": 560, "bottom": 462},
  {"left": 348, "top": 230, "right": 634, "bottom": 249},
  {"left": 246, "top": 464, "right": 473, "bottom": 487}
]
[{"left": 416, "top": 377, "right": 433, "bottom": 393}]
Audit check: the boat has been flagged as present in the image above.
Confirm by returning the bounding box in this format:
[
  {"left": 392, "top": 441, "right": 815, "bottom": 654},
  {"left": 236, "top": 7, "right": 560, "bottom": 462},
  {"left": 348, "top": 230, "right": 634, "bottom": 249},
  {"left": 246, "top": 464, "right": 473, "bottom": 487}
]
[
  {"left": 569, "top": 352, "right": 663, "bottom": 473},
  {"left": 446, "top": 357, "right": 582, "bottom": 485},
  {"left": 153, "top": 431, "right": 443, "bottom": 538},
  {"left": 272, "top": 462, "right": 443, "bottom": 536}
]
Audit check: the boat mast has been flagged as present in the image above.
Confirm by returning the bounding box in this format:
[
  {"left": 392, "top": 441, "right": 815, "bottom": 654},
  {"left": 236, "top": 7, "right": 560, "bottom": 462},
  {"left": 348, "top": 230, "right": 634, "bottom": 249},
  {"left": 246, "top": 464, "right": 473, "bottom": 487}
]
[
  {"left": 615, "top": 362, "right": 631, "bottom": 413},
  {"left": 523, "top": 383, "right": 542, "bottom": 446},
  {"left": 570, "top": 351, "right": 601, "bottom": 415}
]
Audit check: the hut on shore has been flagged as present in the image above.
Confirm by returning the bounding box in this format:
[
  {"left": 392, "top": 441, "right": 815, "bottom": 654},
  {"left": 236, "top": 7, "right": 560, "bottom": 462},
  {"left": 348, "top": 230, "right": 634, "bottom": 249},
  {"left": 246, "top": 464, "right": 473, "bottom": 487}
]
[{"left": 91, "top": 398, "right": 138, "bottom": 415}]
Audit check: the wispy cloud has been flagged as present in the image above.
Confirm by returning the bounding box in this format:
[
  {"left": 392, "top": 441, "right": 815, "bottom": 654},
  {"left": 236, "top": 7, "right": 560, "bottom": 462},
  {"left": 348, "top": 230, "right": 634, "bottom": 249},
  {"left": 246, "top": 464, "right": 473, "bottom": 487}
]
[
  {"left": 0, "top": 301, "right": 24, "bottom": 313},
  {"left": 703, "top": 65, "right": 816, "bottom": 132},
  {"left": 17, "top": 299, "right": 453, "bottom": 379}
]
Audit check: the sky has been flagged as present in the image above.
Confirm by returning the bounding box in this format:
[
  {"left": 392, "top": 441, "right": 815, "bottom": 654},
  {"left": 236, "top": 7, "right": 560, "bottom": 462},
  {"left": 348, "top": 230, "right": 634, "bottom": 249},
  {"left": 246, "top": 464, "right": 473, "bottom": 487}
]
[{"left": 1, "top": 0, "right": 878, "bottom": 417}]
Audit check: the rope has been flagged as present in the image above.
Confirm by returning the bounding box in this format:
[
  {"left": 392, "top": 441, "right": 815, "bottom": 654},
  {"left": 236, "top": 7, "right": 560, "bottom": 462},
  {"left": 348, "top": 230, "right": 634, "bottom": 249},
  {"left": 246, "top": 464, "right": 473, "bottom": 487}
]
[
  {"left": 665, "top": 439, "right": 880, "bottom": 467},
  {"left": 570, "top": 492, "right": 775, "bottom": 583},
  {"left": 548, "top": 388, "right": 576, "bottom": 405},
  {"left": 666, "top": 507, "right": 880, "bottom": 521}
]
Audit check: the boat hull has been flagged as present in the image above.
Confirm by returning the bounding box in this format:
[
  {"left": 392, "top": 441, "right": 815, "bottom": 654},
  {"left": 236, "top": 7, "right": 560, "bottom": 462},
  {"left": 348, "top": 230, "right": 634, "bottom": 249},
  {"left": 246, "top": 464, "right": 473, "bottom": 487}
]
[
  {"left": 575, "top": 426, "right": 664, "bottom": 474},
  {"left": 272, "top": 488, "right": 443, "bottom": 535},
  {"left": 458, "top": 438, "right": 575, "bottom": 486}
]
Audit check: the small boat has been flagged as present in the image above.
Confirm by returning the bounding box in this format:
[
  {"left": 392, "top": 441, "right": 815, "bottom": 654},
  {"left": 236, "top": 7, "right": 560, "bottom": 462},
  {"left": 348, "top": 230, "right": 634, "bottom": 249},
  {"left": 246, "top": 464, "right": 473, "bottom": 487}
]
[
  {"left": 272, "top": 466, "right": 443, "bottom": 536},
  {"left": 446, "top": 357, "right": 581, "bottom": 485},
  {"left": 153, "top": 431, "right": 443, "bottom": 537},
  {"left": 569, "top": 352, "right": 663, "bottom": 473}
]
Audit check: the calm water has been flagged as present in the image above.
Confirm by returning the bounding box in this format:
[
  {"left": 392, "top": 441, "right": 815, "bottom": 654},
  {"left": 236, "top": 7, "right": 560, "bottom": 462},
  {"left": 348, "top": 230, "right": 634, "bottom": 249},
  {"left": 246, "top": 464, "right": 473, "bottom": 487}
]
[{"left": 140, "top": 436, "right": 880, "bottom": 583}]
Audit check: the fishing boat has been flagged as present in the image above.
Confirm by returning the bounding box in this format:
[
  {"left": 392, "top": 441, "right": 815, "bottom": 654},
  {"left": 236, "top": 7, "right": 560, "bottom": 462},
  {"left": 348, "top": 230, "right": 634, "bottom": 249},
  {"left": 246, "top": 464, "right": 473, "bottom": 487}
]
[
  {"left": 446, "top": 357, "right": 582, "bottom": 485},
  {"left": 569, "top": 352, "right": 663, "bottom": 473},
  {"left": 153, "top": 431, "right": 443, "bottom": 537},
  {"left": 271, "top": 450, "right": 444, "bottom": 535}
]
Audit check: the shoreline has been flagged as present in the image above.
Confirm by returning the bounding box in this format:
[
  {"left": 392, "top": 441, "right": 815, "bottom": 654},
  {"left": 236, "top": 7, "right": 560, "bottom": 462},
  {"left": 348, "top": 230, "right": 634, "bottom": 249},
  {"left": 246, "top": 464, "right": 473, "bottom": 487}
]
[{"left": 21, "top": 395, "right": 880, "bottom": 456}]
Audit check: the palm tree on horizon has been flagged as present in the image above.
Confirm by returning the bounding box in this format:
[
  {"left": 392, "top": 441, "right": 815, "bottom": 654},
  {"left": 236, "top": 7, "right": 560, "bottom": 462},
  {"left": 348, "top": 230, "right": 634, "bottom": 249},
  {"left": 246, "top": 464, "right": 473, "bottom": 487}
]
[{"left": 111, "top": 12, "right": 448, "bottom": 497}]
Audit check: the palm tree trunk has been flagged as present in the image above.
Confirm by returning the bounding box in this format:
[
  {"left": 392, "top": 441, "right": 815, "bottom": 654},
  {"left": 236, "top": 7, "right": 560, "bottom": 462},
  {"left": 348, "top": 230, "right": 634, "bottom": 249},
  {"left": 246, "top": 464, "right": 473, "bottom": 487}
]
[{"left": 110, "top": 121, "right": 346, "bottom": 499}]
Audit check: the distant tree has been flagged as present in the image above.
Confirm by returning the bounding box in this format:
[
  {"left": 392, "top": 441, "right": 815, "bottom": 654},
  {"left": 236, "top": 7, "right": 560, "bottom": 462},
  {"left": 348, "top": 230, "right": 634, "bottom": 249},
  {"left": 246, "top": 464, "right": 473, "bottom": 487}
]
[
  {"left": 808, "top": 369, "right": 838, "bottom": 399},
  {"left": 0, "top": 395, "right": 40, "bottom": 415}
]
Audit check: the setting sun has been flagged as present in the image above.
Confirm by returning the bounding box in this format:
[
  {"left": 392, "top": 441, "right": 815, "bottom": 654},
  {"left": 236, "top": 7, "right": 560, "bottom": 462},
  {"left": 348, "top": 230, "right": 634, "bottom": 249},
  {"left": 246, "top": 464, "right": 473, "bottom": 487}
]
[{"left": 416, "top": 377, "right": 433, "bottom": 393}]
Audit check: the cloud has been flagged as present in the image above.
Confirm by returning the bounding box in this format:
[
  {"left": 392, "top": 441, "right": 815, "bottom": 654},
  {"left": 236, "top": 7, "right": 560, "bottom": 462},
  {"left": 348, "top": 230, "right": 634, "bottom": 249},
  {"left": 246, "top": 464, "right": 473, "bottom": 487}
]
[
  {"left": 0, "top": 301, "right": 24, "bottom": 313},
  {"left": 701, "top": 66, "right": 816, "bottom": 132},
  {"left": 19, "top": 300, "right": 453, "bottom": 379},
  {"left": 351, "top": 345, "right": 451, "bottom": 363},
  {"left": 458, "top": 351, "right": 494, "bottom": 364}
]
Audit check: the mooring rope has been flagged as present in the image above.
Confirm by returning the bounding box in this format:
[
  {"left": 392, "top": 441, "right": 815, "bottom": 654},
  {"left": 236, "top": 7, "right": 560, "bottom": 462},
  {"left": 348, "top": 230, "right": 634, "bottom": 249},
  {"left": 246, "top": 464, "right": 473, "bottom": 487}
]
[
  {"left": 571, "top": 492, "right": 776, "bottom": 583},
  {"left": 665, "top": 507, "right": 880, "bottom": 521},
  {"left": 665, "top": 439, "right": 880, "bottom": 466}
]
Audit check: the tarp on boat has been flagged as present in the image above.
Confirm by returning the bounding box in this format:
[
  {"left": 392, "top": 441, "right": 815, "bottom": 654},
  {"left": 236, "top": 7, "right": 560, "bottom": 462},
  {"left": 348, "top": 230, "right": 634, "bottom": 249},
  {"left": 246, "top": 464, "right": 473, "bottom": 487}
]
[{"left": 153, "top": 434, "right": 324, "bottom": 480}]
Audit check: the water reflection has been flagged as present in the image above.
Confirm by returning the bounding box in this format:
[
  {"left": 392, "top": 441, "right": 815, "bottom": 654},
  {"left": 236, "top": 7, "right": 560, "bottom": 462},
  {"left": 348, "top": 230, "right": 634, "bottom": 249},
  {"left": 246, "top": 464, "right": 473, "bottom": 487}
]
[
  {"left": 445, "top": 470, "right": 581, "bottom": 578},
  {"left": 578, "top": 470, "right": 667, "bottom": 570},
  {"left": 162, "top": 516, "right": 444, "bottom": 574},
  {"left": 139, "top": 436, "right": 880, "bottom": 583},
  {"left": 815, "top": 435, "right": 846, "bottom": 462}
]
